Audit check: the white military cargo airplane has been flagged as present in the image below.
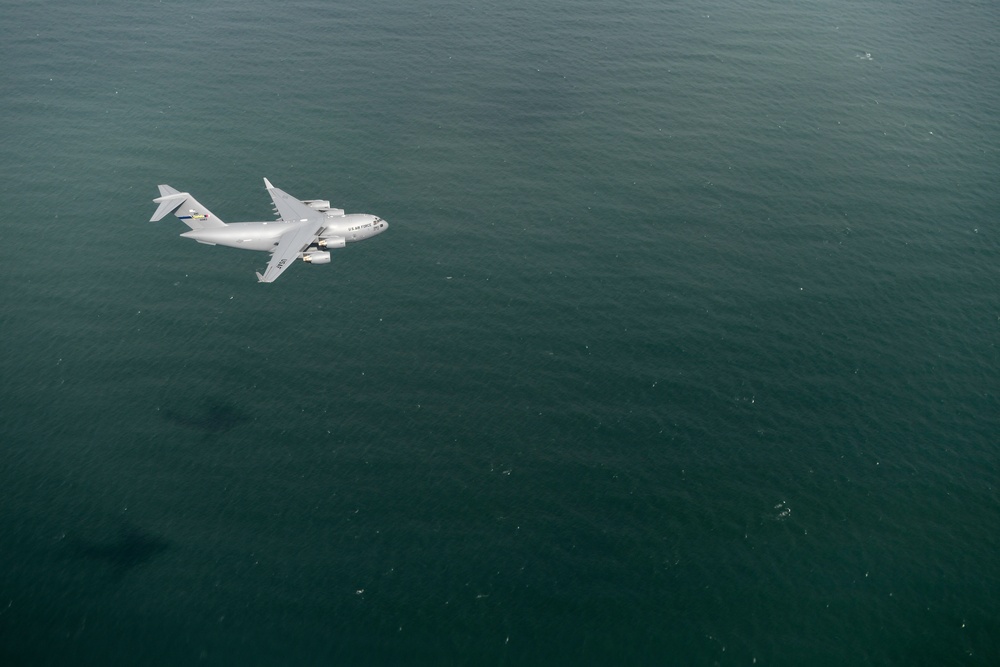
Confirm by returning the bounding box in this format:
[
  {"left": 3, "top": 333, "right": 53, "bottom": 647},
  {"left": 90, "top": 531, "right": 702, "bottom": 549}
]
[{"left": 150, "top": 178, "right": 388, "bottom": 282}]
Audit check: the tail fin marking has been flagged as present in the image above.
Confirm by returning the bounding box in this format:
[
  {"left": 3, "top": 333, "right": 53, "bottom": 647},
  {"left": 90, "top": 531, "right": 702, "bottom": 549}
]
[{"left": 150, "top": 185, "right": 226, "bottom": 229}]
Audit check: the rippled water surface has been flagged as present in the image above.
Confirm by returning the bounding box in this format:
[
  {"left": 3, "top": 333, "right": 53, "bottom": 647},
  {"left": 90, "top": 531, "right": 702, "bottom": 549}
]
[{"left": 2, "top": 0, "right": 998, "bottom": 664}]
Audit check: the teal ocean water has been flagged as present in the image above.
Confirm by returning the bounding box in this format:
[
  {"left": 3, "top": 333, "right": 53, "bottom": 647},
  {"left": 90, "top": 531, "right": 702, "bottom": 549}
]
[{"left": 2, "top": 0, "right": 998, "bottom": 664}]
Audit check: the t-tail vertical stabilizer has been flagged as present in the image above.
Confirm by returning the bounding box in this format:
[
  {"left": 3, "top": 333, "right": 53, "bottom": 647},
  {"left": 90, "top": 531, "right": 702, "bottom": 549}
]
[{"left": 150, "top": 185, "right": 226, "bottom": 229}]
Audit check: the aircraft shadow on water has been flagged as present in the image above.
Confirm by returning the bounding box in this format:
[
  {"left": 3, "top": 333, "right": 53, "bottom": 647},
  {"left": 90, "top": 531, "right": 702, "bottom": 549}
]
[
  {"left": 160, "top": 397, "right": 246, "bottom": 434},
  {"left": 64, "top": 523, "right": 170, "bottom": 576}
]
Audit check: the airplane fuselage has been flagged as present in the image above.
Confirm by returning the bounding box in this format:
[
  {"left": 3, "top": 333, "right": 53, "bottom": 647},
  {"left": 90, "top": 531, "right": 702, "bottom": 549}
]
[
  {"left": 151, "top": 179, "right": 387, "bottom": 282},
  {"left": 180, "top": 213, "right": 388, "bottom": 251}
]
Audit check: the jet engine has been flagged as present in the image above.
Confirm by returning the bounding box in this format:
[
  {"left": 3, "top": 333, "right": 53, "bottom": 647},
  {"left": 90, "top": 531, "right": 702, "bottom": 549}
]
[
  {"left": 302, "top": 251, "right": 331, "bottom": 265},
  {"left": 318, "top": 236, "right": 346, "bottom": 249}
]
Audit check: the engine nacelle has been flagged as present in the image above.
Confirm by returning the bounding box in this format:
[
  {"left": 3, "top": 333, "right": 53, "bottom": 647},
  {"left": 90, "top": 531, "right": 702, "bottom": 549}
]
[
  {"left": 302, "top": 251, "right": 331, "bottom": 265},
  {"left": 318, "top": 236, "right": 346, "bottom": 249},
  {"left": 302, "top": 200, "right": 331, "bottom": 210}
]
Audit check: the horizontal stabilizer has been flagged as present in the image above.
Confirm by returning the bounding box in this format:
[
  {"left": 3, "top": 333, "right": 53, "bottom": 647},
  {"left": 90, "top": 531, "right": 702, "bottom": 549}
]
[{"left": 150, "top": 192, "right": 189, "bottom": 221}]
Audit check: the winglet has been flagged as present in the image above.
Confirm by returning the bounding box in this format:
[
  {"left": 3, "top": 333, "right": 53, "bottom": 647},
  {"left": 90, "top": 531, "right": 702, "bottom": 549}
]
[
  {"left": 263, "top": 177, "right": 274, "bottom": 190},
  {"left": 256, "top": 271, "right": 266, "bottom": 283}
]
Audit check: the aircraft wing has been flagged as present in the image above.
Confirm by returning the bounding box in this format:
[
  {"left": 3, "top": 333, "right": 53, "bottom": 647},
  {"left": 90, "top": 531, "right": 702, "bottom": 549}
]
[
  {"left": 255, "top": 221, "right": 323, "bottom": 283},
  {"left": 264, "top": 178, "right": 324, "bottom": 223}
]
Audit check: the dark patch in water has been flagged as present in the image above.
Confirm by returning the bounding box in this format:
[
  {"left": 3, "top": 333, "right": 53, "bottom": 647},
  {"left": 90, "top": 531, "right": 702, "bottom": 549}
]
[
  {"left": 162, "top": 397, "right": 244, "bottom": 433},
  {"left": 67, "top": 524, "right": 169, "bottom": 573}
]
